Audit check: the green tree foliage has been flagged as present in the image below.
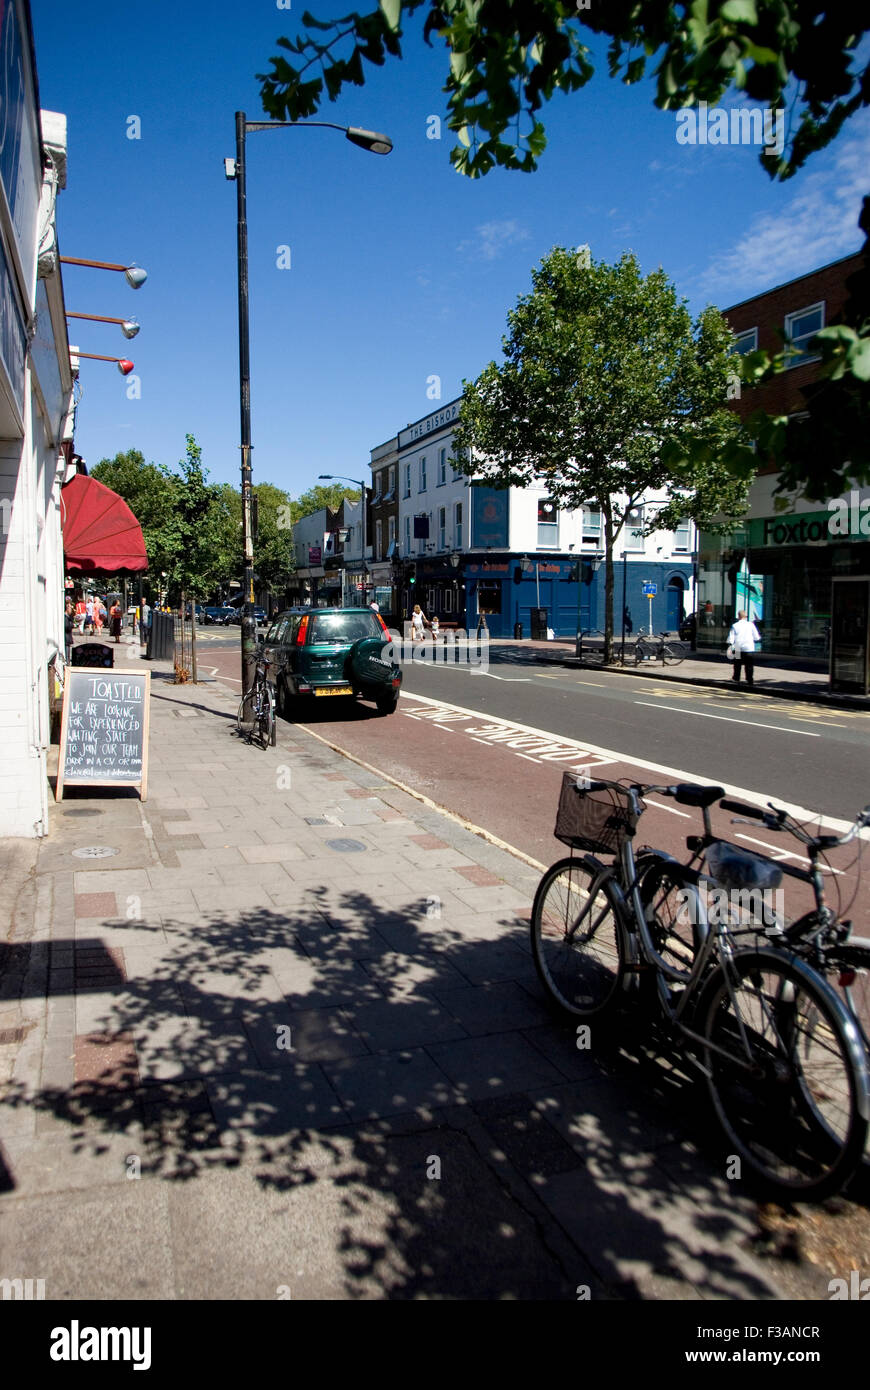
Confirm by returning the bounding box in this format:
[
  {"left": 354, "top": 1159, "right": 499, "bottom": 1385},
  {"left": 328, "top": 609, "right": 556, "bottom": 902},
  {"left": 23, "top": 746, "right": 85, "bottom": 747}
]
[
  {"left": 89, "top": 449, "right": 177, "bottom": 583},
  {"left": 259, "top": 3, "right": 869, "bottom": 498},
  {"left": 251, "top": 482, "right": 298, "bottom": 594},
  {"left": 259, "top": 2, "right": 868, "bottom": 181},
  {"left": 451, "top": 247, "right": 749, "bottom": 659},
  {"left": 293, "top": 482, "right": 361, "bottom": 518}
]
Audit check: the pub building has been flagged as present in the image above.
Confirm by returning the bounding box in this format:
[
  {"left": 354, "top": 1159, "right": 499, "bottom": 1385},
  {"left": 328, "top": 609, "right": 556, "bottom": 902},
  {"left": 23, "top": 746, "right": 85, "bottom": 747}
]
[{"left": 392, "top": 398, "right": 696, "bottom": 639}]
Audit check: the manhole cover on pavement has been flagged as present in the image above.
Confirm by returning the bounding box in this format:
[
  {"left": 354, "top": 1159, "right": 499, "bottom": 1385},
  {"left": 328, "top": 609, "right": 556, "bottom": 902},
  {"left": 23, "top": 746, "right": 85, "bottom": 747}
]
[
  {"left": 71, "top": 846, "right": 120, "bottom": 859},
  {"left": 325, "top": 838, "right": 367, "bottom": 853},
  {"left": 62, "top": 809, "right": 103, "bottom": 818}
]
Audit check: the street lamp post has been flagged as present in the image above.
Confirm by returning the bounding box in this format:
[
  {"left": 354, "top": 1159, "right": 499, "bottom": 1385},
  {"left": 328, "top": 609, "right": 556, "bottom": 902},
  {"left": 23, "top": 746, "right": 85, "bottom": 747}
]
[
  {"left": 229, "top": 115, "right": 391, "bottom": 717},
  {"left": 319, "top": 473, "right": 368, "bottom": 606}
]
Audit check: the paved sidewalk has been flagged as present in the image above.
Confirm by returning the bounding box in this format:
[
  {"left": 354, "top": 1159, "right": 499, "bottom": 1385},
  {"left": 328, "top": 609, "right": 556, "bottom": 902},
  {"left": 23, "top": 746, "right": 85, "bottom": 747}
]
[{"left": 0, "top": 674, "right": 857, "bottom": 1299}]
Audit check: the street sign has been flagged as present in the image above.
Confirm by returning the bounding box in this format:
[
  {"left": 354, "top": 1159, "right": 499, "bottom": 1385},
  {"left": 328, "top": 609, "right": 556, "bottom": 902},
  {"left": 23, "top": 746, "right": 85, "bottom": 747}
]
[{"left": 642, "top": 582, "right": 657, "bottom": 597}]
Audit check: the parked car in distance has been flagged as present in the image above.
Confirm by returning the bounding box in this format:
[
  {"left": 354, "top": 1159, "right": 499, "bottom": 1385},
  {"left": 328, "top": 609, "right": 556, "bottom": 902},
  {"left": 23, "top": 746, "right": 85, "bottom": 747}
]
[
  {"left": 679, "top": 612, "right": 697, "bottom": 642},
  {"left": 263, "top": 606, "right": 402, "bottom": 717}
]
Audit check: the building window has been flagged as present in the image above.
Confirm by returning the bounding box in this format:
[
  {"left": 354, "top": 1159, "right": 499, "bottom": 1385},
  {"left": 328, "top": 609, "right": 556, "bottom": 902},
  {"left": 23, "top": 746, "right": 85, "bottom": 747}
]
[
  {"left": 453, "top": 448, "right": 468, "bottom": 482},
  {"left": 419, "top": 456, "right": 427, "bottom": 492},
  {"left": 731, "top": 328, "right": 758, "bottom": 355},
  {"left": 404, "top": 515, "right": 411, "bottom": 554},
  {"left": 388, "top": 466, "right": 395, "bottom": 497},
  {"left": 785, "top": 302, "right": 824, "bottom": 367},
  {"left": 375, "top": 519, "right": 382, "bottom": 560},
  {"left": 443, "top": 590, "right": 454, "bottom": 613},
  {"left": 438, "top": 448, "right": 446, "bottom": 486},
  {"left": 455, "top": 501, "right": 463, "bottom": 549},
  {"left": 672, "top": 518, "right": 692, "bottom": 553},
  {"left": 581, "top": 507, "right": 602, "bottom": 546},
  {"left": 373, "top": 472, "right": 382, "bottom": 500},
  {"left": 404, "top": 463, "right": 411, "bottom": 498},
  {"left": 438, "top": 507, "right": 446, "bottom": 550},
  {"left": 537, "top": 498, "right": 558, "bottom": 548},
  {"left": 624, "top": 505, "right": 645, "bottom": 551},
  {"left": 388, "top": 515, "right": 395, "bottom": 549}
]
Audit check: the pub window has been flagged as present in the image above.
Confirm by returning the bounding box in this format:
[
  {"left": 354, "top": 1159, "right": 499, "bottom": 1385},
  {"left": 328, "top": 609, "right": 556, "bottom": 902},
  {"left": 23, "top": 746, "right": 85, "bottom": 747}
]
[
  {"left": 420, "top": 456, "right": 427, "bottom": 492},
  {"left": 624, "top": 505, "right": 645, "bottom": 551},
  {"left": 537, "top": 498, "right": 558, "bottom": 548},
  {"left": 455, "top": 501, "right": 463, "bottom": 549},
  {"left": 477, "top": 581, "right": 502, "bottom": 615},
  {"left": 672, "top": 518, "right": 693, "bottom": 553},
  {"left": 404, "top": 464, "right": 411, "bottom": 498},
  {"left": 438, "top": 448, "right": 447, "bottom": 485},
  {"left": 438, "top": 507, "right": 446, "bottom": 550},
  {"left": 443, "top": 590, "right": 454, "bottom": 613},
  {"left": 582, "top": 507, "right": 602, "bottom": 546}
]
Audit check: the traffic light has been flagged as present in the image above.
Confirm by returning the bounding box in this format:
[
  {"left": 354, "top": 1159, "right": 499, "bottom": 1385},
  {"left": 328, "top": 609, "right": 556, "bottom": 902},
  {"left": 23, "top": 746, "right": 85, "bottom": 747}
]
[{"left": 408, "top": 566, "right": 416, "bottom": 587}]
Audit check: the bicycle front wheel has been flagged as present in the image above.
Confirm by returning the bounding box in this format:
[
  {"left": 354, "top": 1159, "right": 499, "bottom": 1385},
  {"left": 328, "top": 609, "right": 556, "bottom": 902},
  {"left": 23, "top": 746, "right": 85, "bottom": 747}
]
[
  {"left": 700, "top": 950, "right": 868, "bottom": 1199},
  {"left": 817, "top": 937, "right": 870, "bottom": 1056},
  {"left": 236, "top": 694, "right": 251, "bottom": 740},
  {"left": 530, "top": 856, "right": 628, "bottom": 1019},
  {"left": 661, "top": 643, "right": 684, "bottom": 666},
  {"left": 258, "top": 684, "right": 275, "bottom": 749}
]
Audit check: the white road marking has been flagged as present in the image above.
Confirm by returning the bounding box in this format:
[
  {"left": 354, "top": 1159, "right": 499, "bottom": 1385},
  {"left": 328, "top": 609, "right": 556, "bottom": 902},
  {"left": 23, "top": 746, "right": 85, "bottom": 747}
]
[
  {"left": 470, "top": 671, "right": 532, "bottom": 682},
  {"left": 633, "top": 701, "right": 819, "bottom": 737},
  {"left": 400, "top": 692, "right": 866, "bottom": 836},
  {"left": 645, "top": 798, "right": 692, "bottom": 819}
]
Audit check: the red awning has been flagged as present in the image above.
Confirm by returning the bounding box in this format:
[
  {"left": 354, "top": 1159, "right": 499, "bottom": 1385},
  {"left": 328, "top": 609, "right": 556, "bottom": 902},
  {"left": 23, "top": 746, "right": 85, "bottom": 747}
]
[{"left": 61, "top": 474, "right": 148, "bottom": 575}]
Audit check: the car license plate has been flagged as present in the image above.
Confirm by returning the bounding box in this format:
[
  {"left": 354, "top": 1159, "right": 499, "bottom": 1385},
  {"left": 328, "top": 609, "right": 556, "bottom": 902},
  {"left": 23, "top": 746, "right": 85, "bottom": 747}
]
[{"left": 314, "top": 685, "right": 353, "bottom": 696}]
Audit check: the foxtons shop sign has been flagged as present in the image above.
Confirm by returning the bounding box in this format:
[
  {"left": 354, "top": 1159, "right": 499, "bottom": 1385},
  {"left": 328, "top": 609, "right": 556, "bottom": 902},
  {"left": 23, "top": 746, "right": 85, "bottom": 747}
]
[{"left": 747, "top": 497, "right": 870, "bottom": 548}]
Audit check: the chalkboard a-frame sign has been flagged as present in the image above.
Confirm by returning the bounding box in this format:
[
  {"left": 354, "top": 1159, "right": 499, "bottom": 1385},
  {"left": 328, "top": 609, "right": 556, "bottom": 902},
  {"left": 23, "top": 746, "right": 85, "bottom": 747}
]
[{"left": 57, "top": 667, "right": 151, "bottom": 801}]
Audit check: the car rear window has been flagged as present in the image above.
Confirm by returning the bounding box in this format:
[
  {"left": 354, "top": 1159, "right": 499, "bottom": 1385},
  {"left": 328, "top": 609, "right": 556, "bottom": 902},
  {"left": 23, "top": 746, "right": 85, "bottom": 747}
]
[{"left": 308, "top": 612, "right": 381, "bottom": 644}]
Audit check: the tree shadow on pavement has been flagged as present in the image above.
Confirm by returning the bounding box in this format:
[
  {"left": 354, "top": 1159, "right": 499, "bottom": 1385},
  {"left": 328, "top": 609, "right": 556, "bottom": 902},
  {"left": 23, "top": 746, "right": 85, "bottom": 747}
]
[{"left": 0, "top": 887, "right": 848, "bottom": 1300}]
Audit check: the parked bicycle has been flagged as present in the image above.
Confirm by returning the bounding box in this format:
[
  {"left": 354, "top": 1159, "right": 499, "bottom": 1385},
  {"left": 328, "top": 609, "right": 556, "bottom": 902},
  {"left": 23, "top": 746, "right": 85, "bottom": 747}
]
[
  {"left": 649, "top": 793, "right": 870, "bottom": 1057},
  {"left": 630, "top": 631, "right": 685, "bottom": 666},
  {"left": 237, "top": 652, "right": 276, "bottom": 749},
  {"left": 530, "top": 774, "right": 870, "bottom": 1198}
]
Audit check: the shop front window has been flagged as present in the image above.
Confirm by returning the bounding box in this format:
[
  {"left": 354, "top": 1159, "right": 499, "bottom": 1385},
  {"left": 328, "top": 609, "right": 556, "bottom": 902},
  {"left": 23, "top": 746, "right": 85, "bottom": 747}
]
[{"left": 477, "top": 581, "right": 502, "bottom": 615}]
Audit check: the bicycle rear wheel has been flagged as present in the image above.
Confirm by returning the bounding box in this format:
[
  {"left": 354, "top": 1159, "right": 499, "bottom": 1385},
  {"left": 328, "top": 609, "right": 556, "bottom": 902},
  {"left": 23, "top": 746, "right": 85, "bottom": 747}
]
[
  {"left": 530, "top": 856, "right": 628, "bottom": 1018},
  {"left": 257, "top": 684, "right": 275, "bottom": 749},
  {"left": 700, "top": 950, "right": 868, "bottom": 1199},
  {"left": 818, "top": 937, "right": 870, "bottom": 1056},
  {"left": 236, "top": 694, "right": 252, "bottom": 741},
  {"left": 661, "top": 643, "right": 684, "bottom": 666}
]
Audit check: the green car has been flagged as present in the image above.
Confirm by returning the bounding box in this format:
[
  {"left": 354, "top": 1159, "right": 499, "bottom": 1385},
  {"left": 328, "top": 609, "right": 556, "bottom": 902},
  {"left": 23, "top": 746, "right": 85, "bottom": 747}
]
[{"left": 263, "top": 606, "right": 402, "bottom": 718}]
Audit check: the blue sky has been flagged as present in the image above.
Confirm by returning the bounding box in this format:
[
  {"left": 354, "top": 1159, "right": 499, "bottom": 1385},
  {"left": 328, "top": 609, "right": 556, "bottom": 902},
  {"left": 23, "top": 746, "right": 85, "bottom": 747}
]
[{"left": 31, "top": 2, "right": 869, "bottom": 500}]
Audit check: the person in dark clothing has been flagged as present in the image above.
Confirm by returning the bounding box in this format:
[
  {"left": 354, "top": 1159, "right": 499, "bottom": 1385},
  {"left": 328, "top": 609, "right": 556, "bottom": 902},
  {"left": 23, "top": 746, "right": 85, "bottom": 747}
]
[{"left": 64, "top": 599, "right": 75, "bottom": 662}]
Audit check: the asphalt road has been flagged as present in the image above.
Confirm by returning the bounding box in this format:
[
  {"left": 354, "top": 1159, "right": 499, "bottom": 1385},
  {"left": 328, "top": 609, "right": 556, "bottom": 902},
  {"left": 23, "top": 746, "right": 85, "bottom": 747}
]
[{"left": 198, "top": 628, "right": 870, "bottom": 821}]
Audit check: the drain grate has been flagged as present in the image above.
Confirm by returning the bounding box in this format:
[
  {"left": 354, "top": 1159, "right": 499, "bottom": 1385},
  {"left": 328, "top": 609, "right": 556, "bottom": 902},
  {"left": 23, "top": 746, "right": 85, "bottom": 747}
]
[
  {"left": 71, "top": 846, "right": 120, "bottom": 859},
  {"left": 326, "top": 838, "right": 367, "bottom": 853},
  {"left": 62, "top": 809, "right": 103, "bottom": 818}
]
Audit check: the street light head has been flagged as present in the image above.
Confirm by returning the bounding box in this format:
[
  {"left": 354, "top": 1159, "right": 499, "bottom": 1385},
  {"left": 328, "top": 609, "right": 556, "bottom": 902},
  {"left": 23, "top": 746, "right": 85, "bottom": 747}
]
[
  {"left": 345, "top": 127, "right": 393, "bottom": 155},
  {"left": 117, "top": 359, "right": 134, "bottom": 376},
  {"left": 124, "top": 265, "right": 147, "bottom": 289},
  {"left": 121, "top": 319, "right": 140, "bottom": 339}
]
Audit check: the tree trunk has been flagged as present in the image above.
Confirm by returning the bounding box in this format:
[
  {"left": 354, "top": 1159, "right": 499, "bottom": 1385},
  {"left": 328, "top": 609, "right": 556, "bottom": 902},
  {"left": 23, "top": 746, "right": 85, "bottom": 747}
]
[{"left": 602, "top": 506, "right": 615, "bottom": 664}]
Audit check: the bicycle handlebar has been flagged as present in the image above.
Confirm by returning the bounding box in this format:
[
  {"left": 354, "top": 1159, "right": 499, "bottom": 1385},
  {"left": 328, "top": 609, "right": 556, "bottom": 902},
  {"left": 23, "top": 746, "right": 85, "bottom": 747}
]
[{"left": 719, "top": 796, "right": 870, "bottom": 853}]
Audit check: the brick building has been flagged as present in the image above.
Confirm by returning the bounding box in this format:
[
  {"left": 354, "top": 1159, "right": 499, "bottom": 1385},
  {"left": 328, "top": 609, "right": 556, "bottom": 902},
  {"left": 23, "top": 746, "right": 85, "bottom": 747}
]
[{"left": 696, "top": 250, "right": 869, "bottom": 673}]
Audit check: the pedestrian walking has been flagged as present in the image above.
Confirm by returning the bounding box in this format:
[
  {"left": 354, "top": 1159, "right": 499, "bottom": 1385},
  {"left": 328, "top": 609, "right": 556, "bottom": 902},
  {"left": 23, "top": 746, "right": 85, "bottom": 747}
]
[
  {"left": 411, "top": 604, "right": 427, "bottom": 643},
  {"left": 93, "top": 597, "right": 106, "bottom": 633},
  {"left": 75, "top": 596, "right": 87, "bottom": 633},
  {"left": 140, "top": 600, "right": 152, "bottom": 640},
  {"left": 727, "top": 610, "right": 761, "bottom": 687},
  {"left": 64, "top": 599, "right": 75, "bottom": 662},
  {"left": 109, "top": 599, "right": 123, "bottom": 643},
  {"left": 84, "top": 596, "right": 95, "bottom": 634}
]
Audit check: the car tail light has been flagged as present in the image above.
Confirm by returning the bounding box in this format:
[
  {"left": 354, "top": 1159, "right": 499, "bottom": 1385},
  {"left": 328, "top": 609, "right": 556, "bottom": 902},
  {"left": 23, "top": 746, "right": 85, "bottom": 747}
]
[
  {"left": 296, "top": 615, "right": 309, "bottom": 646},
  {"left": 376, "top": 614, "right": 390, "bottom": 636}
]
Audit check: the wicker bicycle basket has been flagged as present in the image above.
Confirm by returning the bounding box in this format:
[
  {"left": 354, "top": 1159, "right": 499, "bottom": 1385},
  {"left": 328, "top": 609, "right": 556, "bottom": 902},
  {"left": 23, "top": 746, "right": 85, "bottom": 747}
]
[{"left": 554, "top": 774, "right": 642, "bottom": 855}]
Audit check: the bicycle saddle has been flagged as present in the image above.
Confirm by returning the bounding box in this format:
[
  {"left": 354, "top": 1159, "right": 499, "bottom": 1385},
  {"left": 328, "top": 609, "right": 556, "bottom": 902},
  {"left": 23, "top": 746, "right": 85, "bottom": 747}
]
[{"left": 668, "top": 783, "right": 725, "bottom": 808}]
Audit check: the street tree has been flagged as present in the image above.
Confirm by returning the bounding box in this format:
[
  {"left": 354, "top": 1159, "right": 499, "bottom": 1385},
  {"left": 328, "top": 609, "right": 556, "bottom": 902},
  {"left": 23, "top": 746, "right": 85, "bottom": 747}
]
[
  {"left": 90, "top": 449, "right": 178, "bottom": 587},
  {"left": 259, "top": 2, "right": 868, "bottom": 181},
  {"left": 451, "top": 247, "right": 749, "bottom": 661},
  {"left": 258, "top": 2, "right": 869, "bottom": 499},
  {"left": 164, "top": 435, "right": 233, "bottom": 604},
  {"left": 293, "top": 482, "right": 361, "bottom": 519}
]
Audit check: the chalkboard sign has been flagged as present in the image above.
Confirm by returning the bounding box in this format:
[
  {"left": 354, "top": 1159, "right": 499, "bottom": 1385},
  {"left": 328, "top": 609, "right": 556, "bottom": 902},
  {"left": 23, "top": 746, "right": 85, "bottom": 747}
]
[{"left": 57, "top": 667, "right": 150, "bottom": 800}]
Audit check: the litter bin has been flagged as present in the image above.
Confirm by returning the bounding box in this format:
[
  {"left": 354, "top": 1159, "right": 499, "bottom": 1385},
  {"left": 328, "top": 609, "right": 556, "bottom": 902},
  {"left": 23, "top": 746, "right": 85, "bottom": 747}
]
[
  {"left": 530, "top": 607, "right": 548, "bottom": 641},
  {"left": 514, "top": 622, "right": 523, "bottom": 640}
]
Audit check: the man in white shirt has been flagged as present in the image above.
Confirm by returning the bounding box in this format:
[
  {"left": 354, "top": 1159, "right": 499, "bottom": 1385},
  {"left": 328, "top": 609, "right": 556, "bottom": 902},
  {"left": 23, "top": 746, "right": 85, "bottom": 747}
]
[{"left": 728, "top": 610, "right": 761, "bottom": 687}]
